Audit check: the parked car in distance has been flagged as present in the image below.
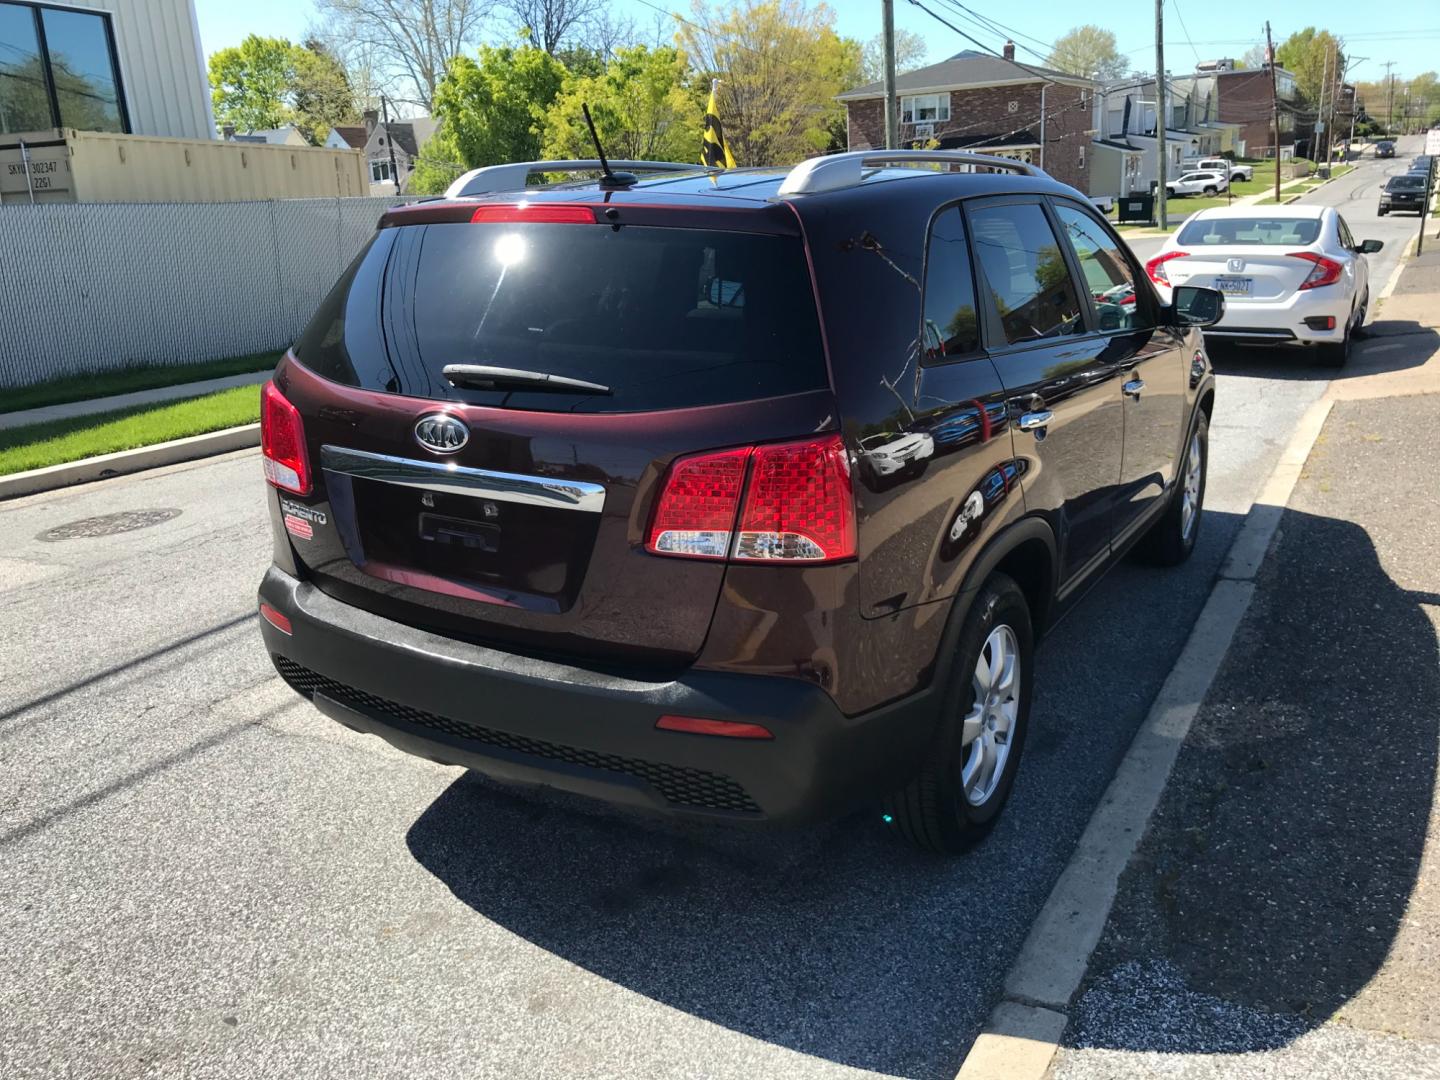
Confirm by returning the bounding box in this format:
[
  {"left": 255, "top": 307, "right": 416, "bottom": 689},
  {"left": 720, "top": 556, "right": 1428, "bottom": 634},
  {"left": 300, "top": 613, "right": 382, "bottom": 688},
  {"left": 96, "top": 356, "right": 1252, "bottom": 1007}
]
[
  {"left": 1145, "top": 205, "right": 1381, "bottom": 366},
  {"left": 1375, "top": 141, "right": 1396, "bottom": 158},
  {"left": 1190, "top": 157, "right": 1253, "bottom": 182},
  {"left": 1407, "top": 154, "right": 1433, "bottom": 176},
  {"left": 1164, "top": 170, "right": 1229, "bottom": 197},
  {"left": 257, "top": 150, "right": 1222, "bottom": 854}
]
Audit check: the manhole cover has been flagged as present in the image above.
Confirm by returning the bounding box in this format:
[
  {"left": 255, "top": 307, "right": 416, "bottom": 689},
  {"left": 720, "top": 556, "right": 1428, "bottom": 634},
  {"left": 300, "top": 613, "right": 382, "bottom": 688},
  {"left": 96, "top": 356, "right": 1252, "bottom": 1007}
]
[{"left": 38, "top": 508, "right": 182, "bottom": 542}]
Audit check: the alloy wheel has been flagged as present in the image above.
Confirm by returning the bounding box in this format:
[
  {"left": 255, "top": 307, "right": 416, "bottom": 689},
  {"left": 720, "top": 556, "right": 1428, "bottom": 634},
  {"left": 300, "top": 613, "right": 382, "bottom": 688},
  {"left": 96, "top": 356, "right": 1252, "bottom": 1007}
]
[
  {"left": 1181, "top": 429, "right": 1203, "bottom": 541},
  {"left": 961, "top": 625, "right": 1021, "bottom": 806}
]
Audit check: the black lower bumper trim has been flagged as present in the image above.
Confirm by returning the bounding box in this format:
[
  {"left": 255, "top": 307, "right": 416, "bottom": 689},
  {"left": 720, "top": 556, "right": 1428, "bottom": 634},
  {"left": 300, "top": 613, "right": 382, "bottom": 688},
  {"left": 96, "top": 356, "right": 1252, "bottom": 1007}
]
[{"left": 274, "top": 655, "right": 762, "bottom": 814}]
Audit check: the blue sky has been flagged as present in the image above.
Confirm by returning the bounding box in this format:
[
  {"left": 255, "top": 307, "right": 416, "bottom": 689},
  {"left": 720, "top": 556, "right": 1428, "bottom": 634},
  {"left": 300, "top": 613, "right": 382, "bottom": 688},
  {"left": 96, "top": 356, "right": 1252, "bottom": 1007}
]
[{"left": 194, "top": 0, "right": 1439, "bottom": 85}]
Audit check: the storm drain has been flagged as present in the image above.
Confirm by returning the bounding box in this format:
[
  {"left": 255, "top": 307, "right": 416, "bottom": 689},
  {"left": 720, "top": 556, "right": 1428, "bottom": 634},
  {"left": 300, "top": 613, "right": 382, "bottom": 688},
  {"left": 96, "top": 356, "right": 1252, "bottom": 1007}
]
[{"left": 38, "top": 508, "right": 182, "bottom": 542}]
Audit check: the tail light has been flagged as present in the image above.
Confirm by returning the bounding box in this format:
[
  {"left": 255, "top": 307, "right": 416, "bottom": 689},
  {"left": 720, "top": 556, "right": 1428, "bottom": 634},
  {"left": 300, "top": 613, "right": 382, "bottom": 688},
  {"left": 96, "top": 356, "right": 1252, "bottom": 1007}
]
[
  {"left": 1145, "top": 250, "right": 1189, "bottom": 285},
  {"left": 1289, "top": 251, "right": 1343, "bottom": 290},
  {"left": 646, "top": 434, "right": 856, "bottom": 564},
  {"left": 260, "top": 381, "right": 310, "bottom": 496},
  {"left": 646, "top": 447, "right": 750, "bottom": 559}
]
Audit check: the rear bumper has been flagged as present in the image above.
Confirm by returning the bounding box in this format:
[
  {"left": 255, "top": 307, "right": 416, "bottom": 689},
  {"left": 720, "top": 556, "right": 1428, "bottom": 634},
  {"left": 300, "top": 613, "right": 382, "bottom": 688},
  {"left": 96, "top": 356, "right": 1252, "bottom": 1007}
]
[
  {"left": 258, "top": 567, "right": 940, "bottom": 824},
  {"left": 1197, "top": 288, "right": 1355, "bottom": 347}
]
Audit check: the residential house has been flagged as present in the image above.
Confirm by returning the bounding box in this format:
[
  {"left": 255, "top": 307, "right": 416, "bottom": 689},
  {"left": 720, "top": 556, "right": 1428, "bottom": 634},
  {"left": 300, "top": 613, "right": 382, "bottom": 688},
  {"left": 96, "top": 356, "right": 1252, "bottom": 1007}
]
[
  {"left": 223, "top": 124, "right": 309, "bottom": 147},
  {"left": 361, "top": 110, "right": 440, "bottom": 194},
  {"left": 836, "top": 44, "right": 1093, "bottom": 192},
  {"left": 325, "top": 126, "right": 367, "bottom": 151},
  {"left": 1208, "top": 60, "right": 1299, "bottom": 159},
  {"left": 1089, "top": 76, "right": 1226, "bottom": 200}
]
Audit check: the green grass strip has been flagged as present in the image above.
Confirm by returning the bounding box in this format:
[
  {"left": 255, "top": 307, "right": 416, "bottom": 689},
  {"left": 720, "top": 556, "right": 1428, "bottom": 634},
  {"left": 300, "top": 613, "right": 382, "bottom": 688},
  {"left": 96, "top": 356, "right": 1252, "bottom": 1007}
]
[
  {"left": 0, "top": 385, "right": 262, "bottom": 476},
  {"left": 1, "top": 353, "right": 280, "bottom": 415}
]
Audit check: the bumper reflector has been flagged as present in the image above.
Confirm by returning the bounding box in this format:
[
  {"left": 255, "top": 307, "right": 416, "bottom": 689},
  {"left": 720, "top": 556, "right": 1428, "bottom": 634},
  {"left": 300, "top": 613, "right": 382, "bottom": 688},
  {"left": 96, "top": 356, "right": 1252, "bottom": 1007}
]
[
  {"left": 259, "top": 603, "right": 292, "bottom": 635},
  {"left": 656, "top": 714, "right": 774, "bottom": 740},
  {"left": 1304, "top": 315, "right": 1337, "bottom": 331}
]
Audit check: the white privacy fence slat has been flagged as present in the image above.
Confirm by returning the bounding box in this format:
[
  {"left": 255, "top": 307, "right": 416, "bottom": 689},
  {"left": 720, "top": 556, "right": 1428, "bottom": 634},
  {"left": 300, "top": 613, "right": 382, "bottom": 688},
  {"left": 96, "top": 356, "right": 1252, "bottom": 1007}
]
[{"left": 0, "top": 197, "right": 401, "bottom": 390}]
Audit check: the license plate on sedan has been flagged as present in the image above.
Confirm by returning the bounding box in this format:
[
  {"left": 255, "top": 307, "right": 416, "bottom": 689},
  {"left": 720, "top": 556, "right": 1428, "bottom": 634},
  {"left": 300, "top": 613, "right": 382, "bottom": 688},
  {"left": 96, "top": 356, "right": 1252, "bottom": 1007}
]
[{"left": 1213, "top": 277, "right": 1253, "bottom": 296}]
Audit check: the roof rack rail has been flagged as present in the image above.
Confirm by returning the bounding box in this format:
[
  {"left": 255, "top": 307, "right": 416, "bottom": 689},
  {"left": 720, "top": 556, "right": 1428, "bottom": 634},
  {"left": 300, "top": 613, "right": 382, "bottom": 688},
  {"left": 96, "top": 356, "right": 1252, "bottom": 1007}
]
[
  {"left": 777, "top": 150, "right": 1043, "bottom": 196},
  {"left": 445, "top": 160, "right": 718, "bottom": 198}
]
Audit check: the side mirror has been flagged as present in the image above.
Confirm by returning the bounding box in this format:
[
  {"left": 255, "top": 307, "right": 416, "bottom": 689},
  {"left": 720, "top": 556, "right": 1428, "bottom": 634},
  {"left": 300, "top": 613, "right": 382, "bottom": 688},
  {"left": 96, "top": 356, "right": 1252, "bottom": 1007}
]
[
  {"left": 1358, "top": 238, "right": 1384, "bottom": 254},
  {"left": 1171, "top": 285, "right": 1225, "bottom": 328}
]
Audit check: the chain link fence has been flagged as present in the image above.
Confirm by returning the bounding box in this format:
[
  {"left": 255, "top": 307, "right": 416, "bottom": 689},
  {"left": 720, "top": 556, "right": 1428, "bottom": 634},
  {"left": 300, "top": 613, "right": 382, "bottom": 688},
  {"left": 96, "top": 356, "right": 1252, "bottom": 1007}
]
[{"left": 0, "top": 197, "right": 403, "bottom": 389}]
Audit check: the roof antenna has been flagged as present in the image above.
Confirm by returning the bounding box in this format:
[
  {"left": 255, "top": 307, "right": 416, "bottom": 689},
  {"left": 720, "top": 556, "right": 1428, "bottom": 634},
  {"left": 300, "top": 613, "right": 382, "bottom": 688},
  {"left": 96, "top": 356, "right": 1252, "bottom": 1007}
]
[{"left": 582, "top": 103, "right": 636, "bottom": 190}]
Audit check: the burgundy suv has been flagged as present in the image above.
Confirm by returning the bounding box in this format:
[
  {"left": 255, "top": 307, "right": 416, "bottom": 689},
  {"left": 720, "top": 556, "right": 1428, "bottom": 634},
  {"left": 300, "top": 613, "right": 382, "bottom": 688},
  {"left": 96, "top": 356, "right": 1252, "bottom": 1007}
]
[{"left": 258, "top": 153, "right": 1222, "bottom": 852}]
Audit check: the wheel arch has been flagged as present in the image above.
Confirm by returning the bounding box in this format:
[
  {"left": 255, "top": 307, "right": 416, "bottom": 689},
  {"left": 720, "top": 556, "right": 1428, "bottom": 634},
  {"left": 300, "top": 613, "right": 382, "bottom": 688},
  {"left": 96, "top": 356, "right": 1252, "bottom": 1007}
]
[{"left": 950, "top": 516, "right": 1059, "bottom": 644}]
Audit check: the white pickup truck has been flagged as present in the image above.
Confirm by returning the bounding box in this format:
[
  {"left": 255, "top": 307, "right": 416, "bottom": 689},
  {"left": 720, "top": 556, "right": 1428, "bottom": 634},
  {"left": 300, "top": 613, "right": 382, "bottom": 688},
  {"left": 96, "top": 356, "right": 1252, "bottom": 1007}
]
[{"left": 1188, "top": 157, "right": 1253, "bottom": 182}]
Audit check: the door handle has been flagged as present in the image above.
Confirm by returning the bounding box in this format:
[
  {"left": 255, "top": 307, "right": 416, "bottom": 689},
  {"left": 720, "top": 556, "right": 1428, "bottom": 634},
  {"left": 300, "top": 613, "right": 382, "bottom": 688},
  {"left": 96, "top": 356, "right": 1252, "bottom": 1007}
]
[
  {"left": 1123, "top": 378, "right": 1146, "bottom": 398},
  {"left": 1016, "top": 410, "right": 1053, "bottom": 431}
]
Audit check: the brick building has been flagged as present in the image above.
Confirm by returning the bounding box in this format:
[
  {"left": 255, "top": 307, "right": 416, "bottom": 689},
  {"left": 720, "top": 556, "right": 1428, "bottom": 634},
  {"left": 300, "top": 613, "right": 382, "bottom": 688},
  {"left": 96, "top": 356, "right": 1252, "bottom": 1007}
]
[
  {"left": 1212, "top": 65, "right": 1298, "bottom": 158},
  {"left": 836, "top": 46, "right": 1093, "bottom": 192}
]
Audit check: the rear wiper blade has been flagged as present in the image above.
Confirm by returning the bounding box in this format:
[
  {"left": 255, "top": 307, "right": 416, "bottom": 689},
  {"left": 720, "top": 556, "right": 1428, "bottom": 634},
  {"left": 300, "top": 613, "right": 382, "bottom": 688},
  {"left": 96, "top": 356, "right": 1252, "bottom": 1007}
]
[{"left": 441, "top": 364, "right": 612, "bottom": 395}]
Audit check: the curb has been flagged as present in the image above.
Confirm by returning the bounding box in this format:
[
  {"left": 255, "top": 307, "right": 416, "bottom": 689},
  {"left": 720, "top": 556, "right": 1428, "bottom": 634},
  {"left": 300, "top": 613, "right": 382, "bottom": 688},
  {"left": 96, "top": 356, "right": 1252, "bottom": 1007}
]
[
  {"left": 953, "top": 396, "right": 1338, "bottom": 1080},
  {"left": 0, "top": 423, "right": 260, "bottom": 501}
]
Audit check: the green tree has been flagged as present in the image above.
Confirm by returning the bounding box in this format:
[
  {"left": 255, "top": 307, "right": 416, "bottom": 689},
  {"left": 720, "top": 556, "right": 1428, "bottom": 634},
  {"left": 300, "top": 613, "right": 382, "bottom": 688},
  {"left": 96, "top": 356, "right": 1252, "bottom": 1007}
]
[
  {"left": 209, "top": 35, "right": 296, "bottom": 133},
  {"left": 541, "top": 45, "right": 703, "bottom": 162},
  {"left": 1046, "top": 25, "right": 1128, "bottom": 80},
  {"left": 410, "top": 44, "right": 567, "bottom": 193},
  {"left": 291, "top": 39, "right": 359, "bottom": 144},
  {"left": 1275, "top": 28, "right": 1344, "bottom": 109},
  {"left": 678, "top": 0, "right": 862, "bottom": 165}
]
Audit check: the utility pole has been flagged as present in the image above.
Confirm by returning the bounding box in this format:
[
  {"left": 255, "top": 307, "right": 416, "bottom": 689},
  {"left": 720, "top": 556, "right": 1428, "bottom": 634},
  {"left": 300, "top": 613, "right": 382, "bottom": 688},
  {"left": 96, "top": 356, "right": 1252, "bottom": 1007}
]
[
  {"left": 1155, "top": 0, "right": 1167, "bottom": 229},
  {"left": 1317, "top": 45, "right": 1329, "bottom": 164},
  {"left": 882, "top": 0, "right": 898, "bottom": 150},
  {"left": 1383, "top": 62, "right": 1396, "bottom": 134},
  {"left": 1266, "top": 22, "right": 1281, "bottom": 204},
  {"left": 381, "top": 93, "right": 400, "bottom": 192}
]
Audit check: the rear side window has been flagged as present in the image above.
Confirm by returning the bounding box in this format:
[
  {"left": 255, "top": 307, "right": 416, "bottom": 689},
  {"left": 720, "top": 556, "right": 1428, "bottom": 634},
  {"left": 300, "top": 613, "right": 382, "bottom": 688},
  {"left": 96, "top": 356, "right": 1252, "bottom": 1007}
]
[
  {"left": 299, "top": 221, "right": 827, "bottom": 413},
  {"left": 921, "top": 207, "right": 981, "bottom": 361},
  {"left": 968, "top": 202, "right": 1085, "bottom": 347},
  {"left": 1177, "top": 216, "right": 1321, "bottom": 245}
]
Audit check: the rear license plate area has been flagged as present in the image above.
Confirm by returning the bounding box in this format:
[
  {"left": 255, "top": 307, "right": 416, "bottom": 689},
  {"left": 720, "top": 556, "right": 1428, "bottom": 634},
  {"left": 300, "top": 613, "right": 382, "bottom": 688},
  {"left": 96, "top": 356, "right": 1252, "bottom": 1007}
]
[
  {"left": 351, "top": 479, "right": 600, "bottom": 608},
  {"left": 419, "top": 512, "right": 499, "bottom": 552},
  {"left": 1214, "top": 277, "right": 1253, "bottom": 296}
]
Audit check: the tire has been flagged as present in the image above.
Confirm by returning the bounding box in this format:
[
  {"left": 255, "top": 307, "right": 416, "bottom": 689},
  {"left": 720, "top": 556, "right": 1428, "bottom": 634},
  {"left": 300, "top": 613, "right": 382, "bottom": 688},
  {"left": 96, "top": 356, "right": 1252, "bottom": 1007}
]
[
  {"left": 1203, "top": 186, "right": 1218, "bottom": 197},
  {"left": 1166, "top": 188, "right": 1177, "bottom": 198},
  {"left": 1135, "top": 410, "right": 1208, "bottom": 567},
  {"left": 1352, "top": 292, "right": 1369, "bottom": 339},
  {"left": 882, "top": 573, "right": 1034, "bottom": 854},
  {"left": 1378, "top": 207, "right": 1388, "bottom": 216}
]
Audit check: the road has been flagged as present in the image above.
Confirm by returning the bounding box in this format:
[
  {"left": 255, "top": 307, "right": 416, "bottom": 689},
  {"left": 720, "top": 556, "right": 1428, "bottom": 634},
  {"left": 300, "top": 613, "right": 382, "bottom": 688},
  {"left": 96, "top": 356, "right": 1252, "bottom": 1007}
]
[{"left": 0, "top": 141, "right": 1422, "bottom": 1080}]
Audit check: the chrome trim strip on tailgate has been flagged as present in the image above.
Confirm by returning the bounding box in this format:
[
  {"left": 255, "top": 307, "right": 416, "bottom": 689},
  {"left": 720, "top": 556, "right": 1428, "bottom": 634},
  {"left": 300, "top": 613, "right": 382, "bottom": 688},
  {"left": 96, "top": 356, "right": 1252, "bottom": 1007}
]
[{"left": 320, "top": 445, "right": 606, "bottom": 513}]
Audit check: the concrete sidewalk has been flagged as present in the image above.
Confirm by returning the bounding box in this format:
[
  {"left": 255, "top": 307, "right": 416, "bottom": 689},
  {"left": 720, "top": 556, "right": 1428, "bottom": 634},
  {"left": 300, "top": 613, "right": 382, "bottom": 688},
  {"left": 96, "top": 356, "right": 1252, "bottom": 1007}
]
[
  {"left": 0, "top": 370, "right": 270, "bottom": 432},
  {"left": 1048, "top": 252, "right": 1440, "bottom": 1079}
]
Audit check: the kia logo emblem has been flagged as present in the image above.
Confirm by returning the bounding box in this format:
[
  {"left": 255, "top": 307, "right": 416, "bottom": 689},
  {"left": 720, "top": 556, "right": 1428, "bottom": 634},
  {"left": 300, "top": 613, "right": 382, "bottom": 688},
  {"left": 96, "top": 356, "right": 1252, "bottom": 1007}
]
[{"left": 414, "top": 413, "right": 469, "bottom": 454}]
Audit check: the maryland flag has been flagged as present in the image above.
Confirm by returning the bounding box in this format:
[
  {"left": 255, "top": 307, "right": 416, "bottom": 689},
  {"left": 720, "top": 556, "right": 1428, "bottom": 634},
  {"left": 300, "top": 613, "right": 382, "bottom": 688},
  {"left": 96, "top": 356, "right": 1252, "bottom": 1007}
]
[{"left": 702, "top": 80, "right": 736, "bottom": 169}]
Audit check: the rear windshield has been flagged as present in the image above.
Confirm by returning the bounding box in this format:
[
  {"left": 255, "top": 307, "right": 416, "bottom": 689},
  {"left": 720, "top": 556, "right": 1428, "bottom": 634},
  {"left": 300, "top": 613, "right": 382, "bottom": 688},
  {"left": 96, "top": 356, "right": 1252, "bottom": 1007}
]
[
  {"left": 295, "top": 221, "right": 827, "bottom": 413},
  {"left": 1388, "top": 175, "right": 1426, "bottom": 190},
  {"left": 1176, "top": 216, "right": 1322, "bottom": 246}
]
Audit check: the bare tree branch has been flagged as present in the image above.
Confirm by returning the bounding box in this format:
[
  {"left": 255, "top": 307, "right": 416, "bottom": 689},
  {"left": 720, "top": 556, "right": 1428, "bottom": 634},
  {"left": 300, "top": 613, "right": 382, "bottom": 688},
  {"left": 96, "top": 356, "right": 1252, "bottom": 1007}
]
[{"left": 315, "top": 0, "right": 492, "bottom": 112}]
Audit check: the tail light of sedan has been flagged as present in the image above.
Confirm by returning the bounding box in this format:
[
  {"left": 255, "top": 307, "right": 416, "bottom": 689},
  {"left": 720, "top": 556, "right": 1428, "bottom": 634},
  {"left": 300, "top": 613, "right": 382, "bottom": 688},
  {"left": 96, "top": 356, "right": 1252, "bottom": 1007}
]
[
  {"left": 1289, "top": 252, "right": 1344, "bottom": 290},
  {"left": 1145, "top": 250, "right": 1190, "bottom": 285}
]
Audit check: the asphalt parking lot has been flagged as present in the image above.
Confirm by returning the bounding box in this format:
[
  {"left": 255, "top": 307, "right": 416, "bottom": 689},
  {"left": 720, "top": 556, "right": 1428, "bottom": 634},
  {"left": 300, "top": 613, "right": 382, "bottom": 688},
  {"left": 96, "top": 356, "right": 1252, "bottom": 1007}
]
[{"left": 0, "top": 151, "right": 1420, "bottom": 1079}]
